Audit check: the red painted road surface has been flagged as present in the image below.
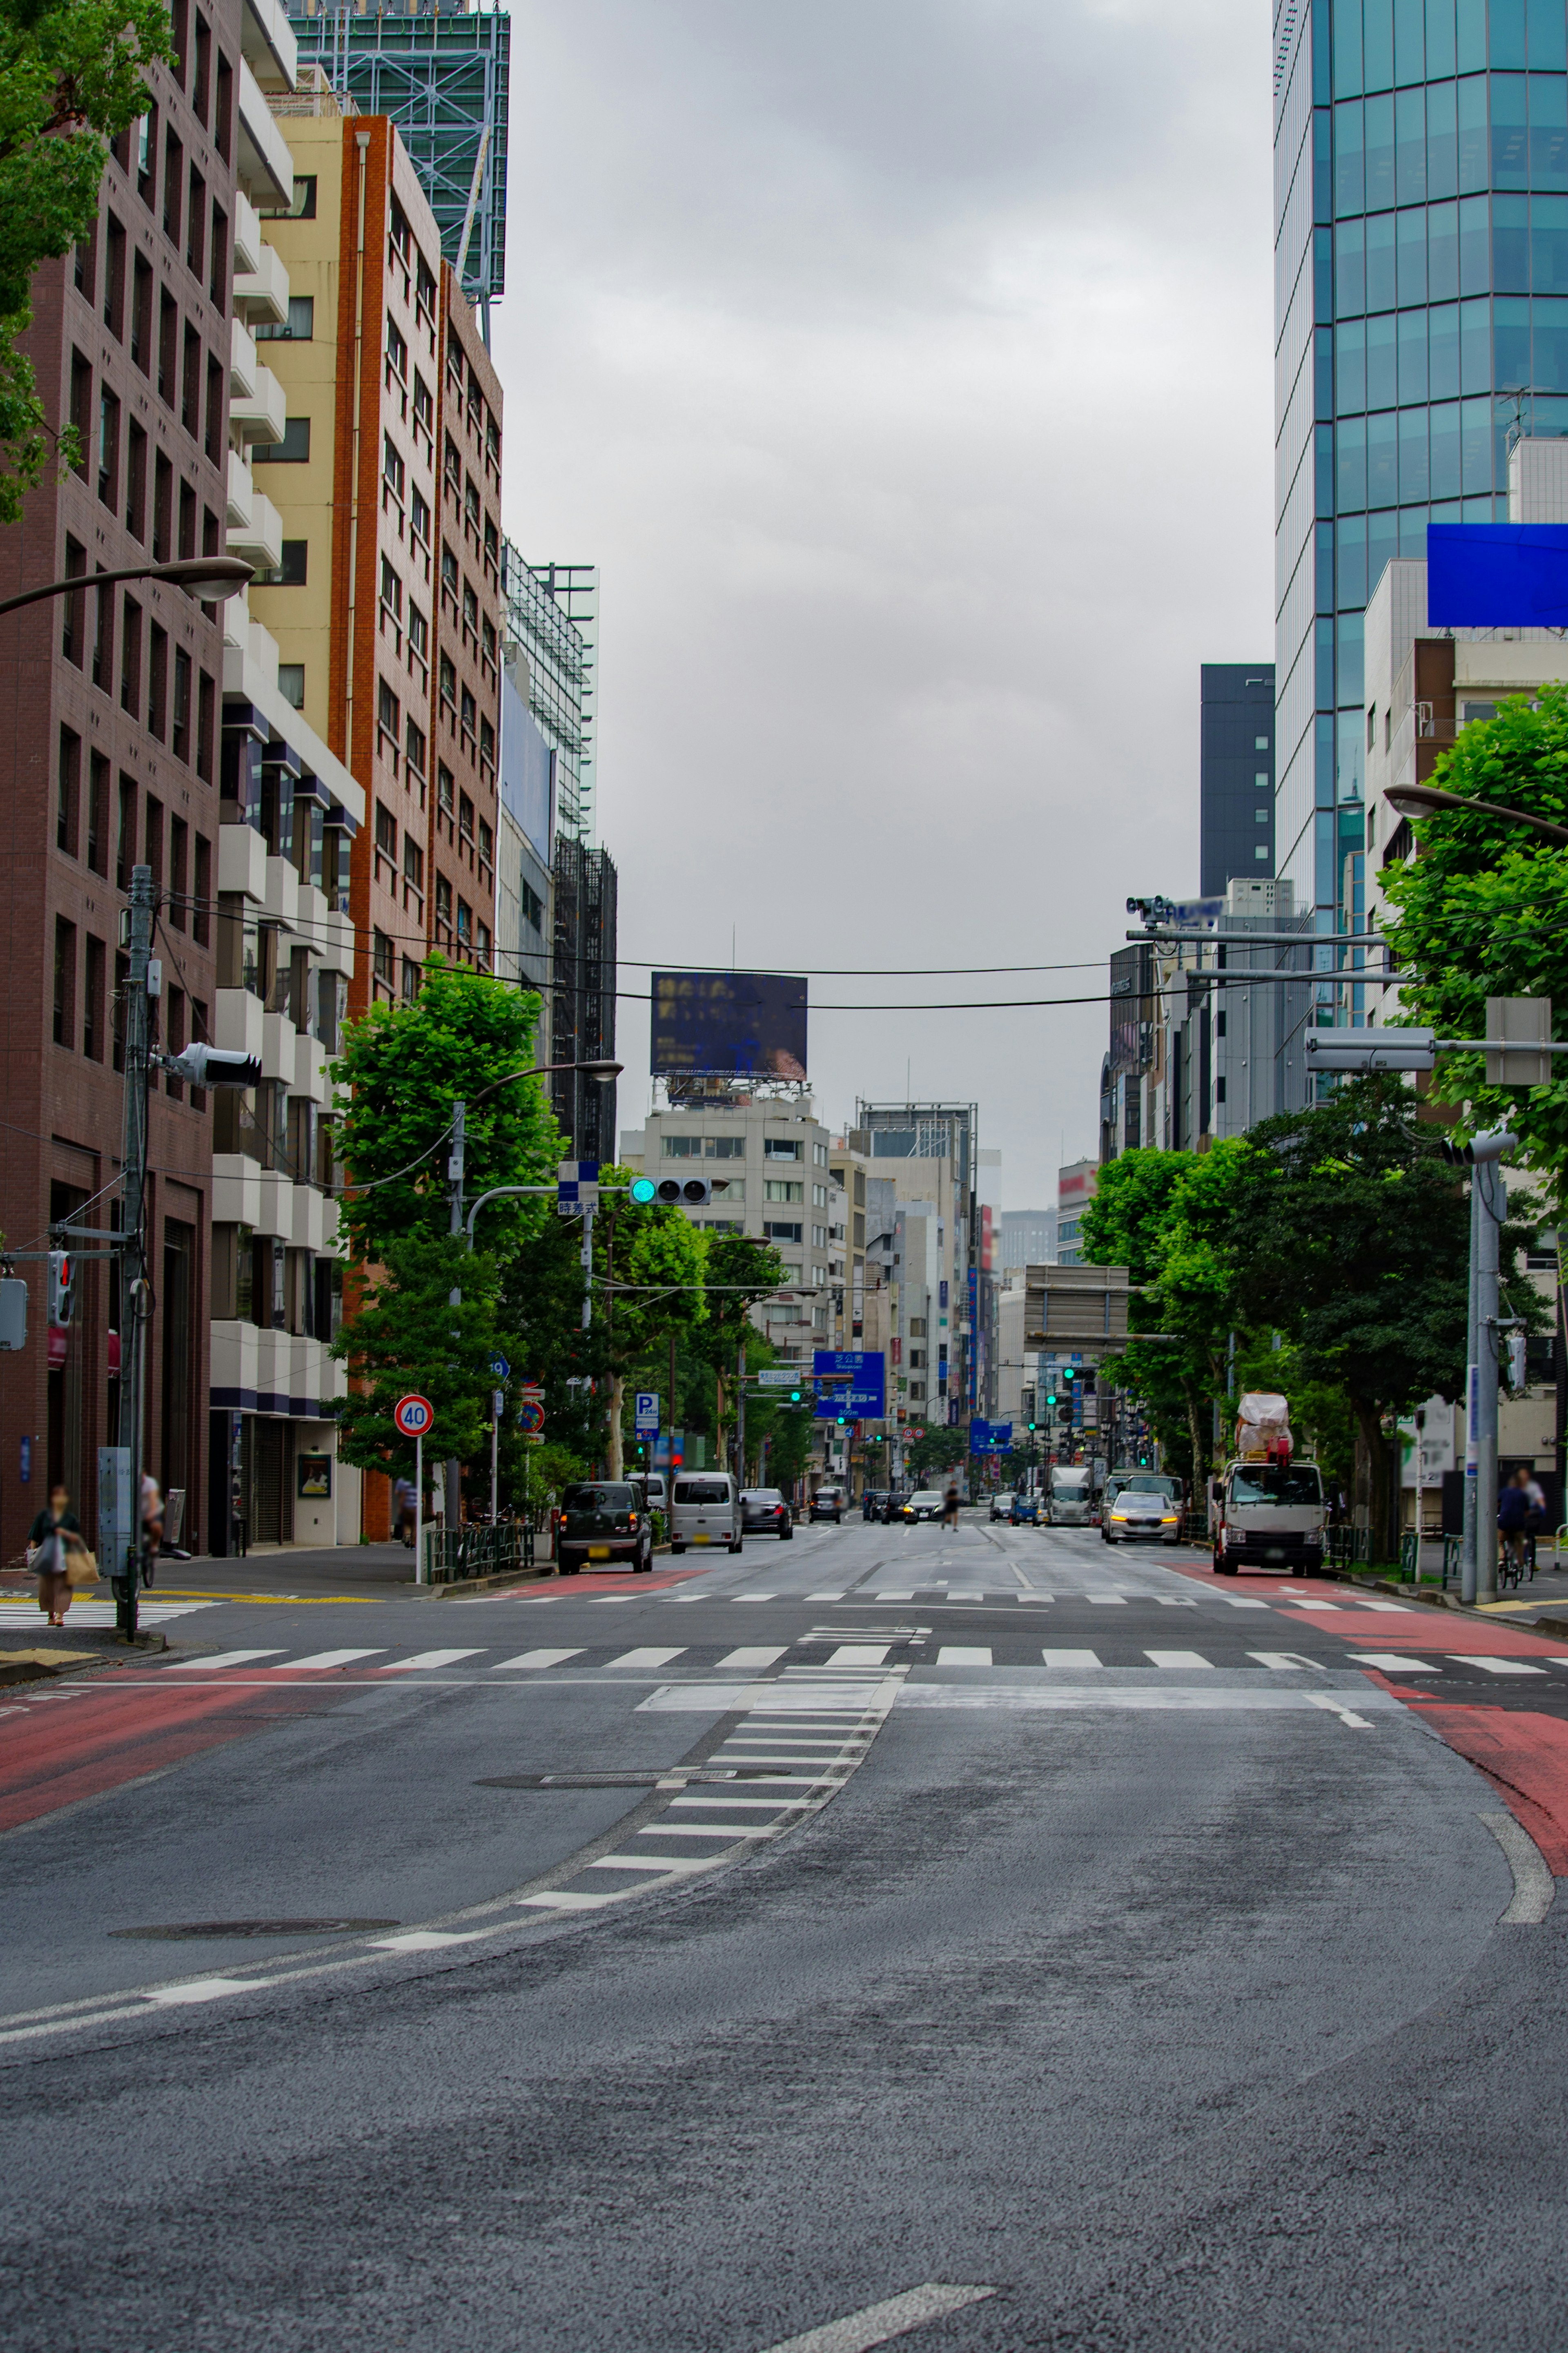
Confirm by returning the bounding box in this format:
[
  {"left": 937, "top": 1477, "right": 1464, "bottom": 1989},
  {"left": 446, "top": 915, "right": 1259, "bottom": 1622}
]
[
  {"left": 0, "top": 1674, "right": 343, "bottom": 1835},
  {"left": 1167, "top": 1555, "right": 1568, "bottom": 1869}
]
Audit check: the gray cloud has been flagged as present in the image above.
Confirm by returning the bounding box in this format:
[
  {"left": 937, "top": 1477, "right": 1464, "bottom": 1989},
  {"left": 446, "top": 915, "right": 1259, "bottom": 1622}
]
[{"left": 494, "top": 0, "right": 1274, "bottom": 1200}]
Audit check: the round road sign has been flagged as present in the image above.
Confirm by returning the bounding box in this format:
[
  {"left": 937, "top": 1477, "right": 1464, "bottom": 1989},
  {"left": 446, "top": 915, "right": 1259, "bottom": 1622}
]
[
  {"left": 394, "top": 1393, "right": 434, "bottom": 1438},
  {"left": 517, "top": 1397, "right": 546, "bottom": 1435}
]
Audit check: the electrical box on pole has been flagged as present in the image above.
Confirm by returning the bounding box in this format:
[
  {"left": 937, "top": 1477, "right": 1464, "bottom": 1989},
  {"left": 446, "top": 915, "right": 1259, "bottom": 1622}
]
[{"left": 0, "top": 1278, "right": 27, "bottom": 1350}]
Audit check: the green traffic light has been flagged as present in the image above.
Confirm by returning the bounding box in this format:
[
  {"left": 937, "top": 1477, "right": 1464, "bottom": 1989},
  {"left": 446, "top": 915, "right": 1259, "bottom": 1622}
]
[{"left": 630, "top": 1177, "right": 657, "bottom": 1204}]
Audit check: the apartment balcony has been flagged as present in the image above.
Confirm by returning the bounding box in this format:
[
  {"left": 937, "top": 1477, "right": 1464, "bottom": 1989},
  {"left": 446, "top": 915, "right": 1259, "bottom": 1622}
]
[
  {"left": 218, "top": 821, "right": 269, "bottom": 905},
  {"left": 235, "top": 236, "right": 289, "bottom": 330},
  {"left": 232, "top": 362, "right": 286, "bottom": 447},
  {"left": 226, "top": 445, "right": 255, "bottom": 531},
  {"left": 229, "top": 485, "right": 283, "bottom": 574},
  {"left": 230, "top": 313, "right": 257, "bottom": 401},
  {"left": 216, "top": 987, "right": 265, "bottom": 1062},
  {"left": 233, "top": 185, "right": 263, "bottom": 279},
  {"left": 236, "top": 53, "right": 294, "bottom": 211}
]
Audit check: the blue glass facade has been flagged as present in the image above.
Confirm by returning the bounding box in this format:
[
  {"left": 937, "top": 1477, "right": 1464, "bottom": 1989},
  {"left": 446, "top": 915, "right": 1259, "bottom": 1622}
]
[{"left": 1274, "top": 0, "right": 1568, "bottom": 928}]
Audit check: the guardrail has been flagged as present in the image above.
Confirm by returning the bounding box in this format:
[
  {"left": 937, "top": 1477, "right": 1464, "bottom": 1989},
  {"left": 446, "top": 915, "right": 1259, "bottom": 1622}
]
[{"left": 421, "top": 1523, "right": 536, "bottom": 1585}]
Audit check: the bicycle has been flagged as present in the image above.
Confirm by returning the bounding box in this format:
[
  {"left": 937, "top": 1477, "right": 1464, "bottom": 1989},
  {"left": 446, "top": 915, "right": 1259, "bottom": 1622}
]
[{"left": 1498, "top": 1533, "right": 1527, "bottom": 1591}]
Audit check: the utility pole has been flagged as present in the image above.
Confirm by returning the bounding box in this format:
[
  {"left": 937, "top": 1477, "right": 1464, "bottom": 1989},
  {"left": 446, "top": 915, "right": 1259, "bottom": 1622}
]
[
  {"left": 445, "top": 1100, "right": 465, "bottom": 1531},
  {"left": 580, "top": 1201, "right": 594, "bottom": 1330},
  {"left": 737, "top": 1332, "right": 747, "bottom": 1484},
  {"left": 115, "top": 865, "right": 155, "bottom": 1642},
  {"left": 1475, "top": 1155, "right": 1505, "bottom": 1603}
]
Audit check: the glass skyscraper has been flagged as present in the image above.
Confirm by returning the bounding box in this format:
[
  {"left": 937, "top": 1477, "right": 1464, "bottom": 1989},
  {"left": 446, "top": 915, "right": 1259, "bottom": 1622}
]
[{"left": 1274, "top": 0, "right": 1568, "bottom": 951}]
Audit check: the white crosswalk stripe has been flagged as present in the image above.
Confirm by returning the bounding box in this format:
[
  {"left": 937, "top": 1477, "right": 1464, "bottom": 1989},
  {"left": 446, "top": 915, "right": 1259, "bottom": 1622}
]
[
  {"left": 490, "top": 1648, "right": 583, "bottom": 1670},
  {"left": 715, "top": 1647, "right": 787, "bottom": 1670},
  {"left": 1042, "top": 1649, "right": 1102, "bottom": 1668},
  {"left": 1348, "top": 1653, "right": 1438, "bottom": 1671},
  {"left": 937, "top": 1646, "right": 992, "bottom": 1665},
  {"left": 604, "top": 1648, "right": 685, "bottom": 1669},
  {"left": 1454, "top": 1656, "right": 1546, "bottom": 1675},
  {"left": 381, "top": 1649, "right": 486, "bottom": 1672},
  {"left": 270, "top": 1650, "right": 385, "bottom": 1671},
  {"left": 1144, "top": 1650, "right": 1213, "bottom": 1669},
  {"left": 164, "top": 1650, "right": 283, "bottom": 1670}
]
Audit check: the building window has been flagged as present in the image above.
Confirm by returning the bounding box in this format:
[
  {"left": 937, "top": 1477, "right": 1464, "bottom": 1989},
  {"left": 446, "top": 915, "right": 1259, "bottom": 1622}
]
[
  {"left": 256, "top": 295, "right": 314, "bottom": 343},
  {"left": 439, "top": 654, "right": 457, "bottom": 711},
  {"left": 373, "top": 929, "right": 393, "bottom": 989},
  {"left": 405, "top": 716, "right": 426, "bottom": 781},
  {"left": 434, "top": 874, "right": 452, "bottom": 924},
  {"left": 458, "top": 792, "right": 474, "bottom": 842},
  {"left": 437, "top": 763, "right": 455, "bottom": 815},
  {"left": 98, "top": 388, "right": 119, "bottom": 506},
  {"left": 52, "top": 918, "right": 76, "bottom": 1047},
  {"left": 172, "top": 649, "right": 191, "bottom": 761},
  {"left": 147, "top": 624, "right": 167, "bottom": 739},
  {"left": 477, "top": 920, "right": 491, "bottom": 962},
  {"left": 120, "top": 598, "right": 141, "bottom": 714},
  {"left": 764, "top": 1137, "right": 802, "bottom": 1160},
  {"left": 278, "top": 664, "right": 304, "bottom": 708},
  {"left": 254, "top": 416, "right": 311, "bottom": 464},
  {"left": 764, "top": 1220, "right": 803, "bottom": 1244},
  {"left": 457, "top": 897, "right": 471, "bottom": 942},
  {"left": 521, "top": 879, "right": 544, "bottom": 932},
  {"left": 57, "top": 727, "right": 80, "bottom": 856},
  {"left": 403, "top": 836, "right": 423, "bottom": 894},
  {"left": 87, "top": 754, "right": 108, "bottom": 875},
  {"left": 477, "top": 816, "right": 493, "bottom": 868},
  {"left": 765, "top": 1179, "right": 804, "bottom": 1203},
  {"left": 83, "top": 935, "right": 106, "bottom": 1062},
  {"left": 261, "top": 540, "right": 307, "bottom": 585},
  {"left": 401, "top": 956, "right": 421, "bottom": 1002}
]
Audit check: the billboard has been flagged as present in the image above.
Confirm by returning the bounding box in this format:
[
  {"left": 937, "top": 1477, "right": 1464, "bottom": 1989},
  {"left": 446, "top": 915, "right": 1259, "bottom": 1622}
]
[
  {"left": 812, "top": 1350, "right": 885, "bottom": 1421},
  {"left": 1427, "top": 523, "right": 1568, "bottom": 626},
  {"left": 651, "top": 971, "right": 807, "bottom": 1079}
]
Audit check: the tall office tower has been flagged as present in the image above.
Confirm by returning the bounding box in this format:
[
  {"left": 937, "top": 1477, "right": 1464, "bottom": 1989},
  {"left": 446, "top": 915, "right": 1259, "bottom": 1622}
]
[
  {"left": 285, "top": 0, "right": 508, "bottom": 311},
  {"left": 502, "top": 546, "right": 599, "bottom": 845},
  {"left": 1200, "top": 663, "right": 1276, "bottom": 895},
  {"left": 849, "top": 1105, "right": 978, "bottom": 1427},
  {"left": 1273, "top": 0, "right": 1568, "bottom": 974},
  {"left": 549, "top": 839, "right": 617, "bottom": 1161}
]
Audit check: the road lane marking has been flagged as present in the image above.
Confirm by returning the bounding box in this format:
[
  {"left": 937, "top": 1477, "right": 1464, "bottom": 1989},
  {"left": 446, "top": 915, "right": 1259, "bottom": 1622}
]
[
  {"left": 143, "top": 1978, "right": 253, "bottom": 2005},
  {"left": 1453, "top": 1656, "right": 1546, "bottom": 1675},
  {"left": 755, "top": 2281, "right": 998, "bottom": 2353},
  {"left": 1219, "top": 1598, "right": 1274, "bottom": 1608},
  {"left": 875, "top": 1590, "right": 916, "bottom": 1600},
  {"left": 1306, "top": 1693, "right": 1375, "bottom": 1726},
  {"left": 1479, "top": 1810, "right": 1557, "bottom": 1924},
  {"left": 937, "top": 1646, "right": 992, "bottom": 1665},
  {"left": 380, "top": 1650, "right": 486, "bottom": 1672},
  {"left": 490, "top": 1649, "right": 584, "bottom": 1670},
  {"left": 1087, "top": 1594, "right": 1127, "bottom": 1604},
  {"left": 1348, "top": 1653, "right": 1439, "bottom": 1672},
  {"left": 163, "top": 1650, "right": 283, "bottom": 1670},
  {"left": 826, "top": 1644, "right": 891, "bottom": 1666},
  {"left": 605, "top": 1648, "right": 686, "bottom": 1669},
  {"left": 1041, "top": 1648, "right": 1103, "bottom": 1667},
  {"left": 1248, "top": 1651, "right": 1327, "bottom": 1671},
  {"left": 1145, "top": 1650, "right": 1214, "bottom": 1669},
  {"left": 368, "top": 1930, "right": 488, "bottom": 1951},
  {"left": 806, "top": 1592, "right": 846, "bottom": 1599},
  {"left": 270, "top": 1650, "right": 385, "bottom": 1671},
  {"left": 734, "top": 1593, "right": 779, "bottom": 1601},
  {"left": 716, "top": 1647, "right": 787, "bottom": 1670}
]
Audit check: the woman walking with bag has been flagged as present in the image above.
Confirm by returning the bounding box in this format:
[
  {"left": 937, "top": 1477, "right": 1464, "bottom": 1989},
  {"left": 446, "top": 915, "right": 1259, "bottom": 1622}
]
[{"left": 29, "top": 1483, "right": 86, "bottom": 1628}]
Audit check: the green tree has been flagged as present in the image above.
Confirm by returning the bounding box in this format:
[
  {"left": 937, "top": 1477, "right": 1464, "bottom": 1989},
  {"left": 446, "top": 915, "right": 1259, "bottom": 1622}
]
[
  {"left": 1082, "top": 1144, "right": 1244, "bottom": 1483},
  {"left": 333, "top": 959, "right": 558, "bottom": 1262},
  {"left": 692, "top": 1234, "right": 784, "bottom": 1471},
  {"left": 0, "top": 0, "right": 174, "bottom": 518},
  {"left": 1380, "top": 684, "right": 1568, "bottom": 1184},
  {"left": 904, "top": 1428, "right": 962, "bottom": 1484},
  {"left": 330, "top": 1235, "right": 505, "bottom": 1479},
  {"left": 591, "top": 1168, "right": 707, "bottom": 1476},
  {"left": 1210, "top": 1077, "right": 1526, "bottom": 1560}
]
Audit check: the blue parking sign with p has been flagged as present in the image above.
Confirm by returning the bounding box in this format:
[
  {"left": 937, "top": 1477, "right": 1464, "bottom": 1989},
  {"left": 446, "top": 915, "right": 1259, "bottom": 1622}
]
[{"left": 635, "top": 1392, "right": 660, "bottom": 1435}]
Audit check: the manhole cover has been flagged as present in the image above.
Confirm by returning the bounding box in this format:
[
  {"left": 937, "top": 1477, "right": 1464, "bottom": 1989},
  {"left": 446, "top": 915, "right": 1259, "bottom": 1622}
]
[
  {"left": 476, "top": 1769, "right": 795, "bottom": 1790},
  {"left": 110, "top": 1918, "right": 401, "bottom": 1940}
]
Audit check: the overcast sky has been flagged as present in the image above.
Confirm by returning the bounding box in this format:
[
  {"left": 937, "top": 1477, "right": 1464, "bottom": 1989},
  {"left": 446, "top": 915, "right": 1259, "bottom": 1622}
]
[{"left": 492, "top": 0, "right": 1275, "bottom": 1208}]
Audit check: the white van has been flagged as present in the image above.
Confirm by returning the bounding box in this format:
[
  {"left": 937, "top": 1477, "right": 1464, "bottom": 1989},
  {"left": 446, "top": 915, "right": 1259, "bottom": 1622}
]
[
  {"left": 1047, "top": 1465, "right": 1094, "bottom": 1527},
  {"left": 670, "top": 1472, "right": 743, "bottom": 1555}
]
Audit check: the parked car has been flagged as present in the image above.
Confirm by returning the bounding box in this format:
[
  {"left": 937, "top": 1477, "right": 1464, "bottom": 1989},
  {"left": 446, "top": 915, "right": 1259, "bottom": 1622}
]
[
  {"left": 1009, "top": 1492, "right": 1040, "bottom": 1525},
  {"left": 741, "top": 1487, "right": 793, "bottom": 1539},
  {"left": 989, "top": 1491, "right": 1014, "bottom": 1523},
  {"left": 670, "top": 1473, "right": 743, "bottom": 1555},
  {"left": 1102, "top": 1474, "right": 1183, "bottom": 1545},
  {"left": 557, "top": 1481, "right": 653, "bottom": 1575},
  {"left": 900, "top": 1490, "right": 945, "bottom": 1523},
  {"left": 809, "top": 1485, "right": 846, "bottom": 1523}
]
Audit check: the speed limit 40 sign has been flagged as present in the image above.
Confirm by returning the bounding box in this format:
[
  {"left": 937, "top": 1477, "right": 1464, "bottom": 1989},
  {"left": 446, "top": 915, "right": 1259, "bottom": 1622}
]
[{"left": 394, "top": 1394, "right": 434, "bottom": 1438}]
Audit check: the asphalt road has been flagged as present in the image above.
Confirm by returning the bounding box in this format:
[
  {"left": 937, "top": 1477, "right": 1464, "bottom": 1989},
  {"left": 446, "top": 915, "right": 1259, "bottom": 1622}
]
[{"left": 2, "top": 1514, "right": 1566, "bottom": 2352}]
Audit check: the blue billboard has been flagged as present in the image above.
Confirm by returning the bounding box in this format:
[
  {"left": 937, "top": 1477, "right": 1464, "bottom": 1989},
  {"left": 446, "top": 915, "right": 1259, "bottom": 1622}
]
[
  {"left": 812, "top": 1350, "right": 885, "bottom": 1421},
  {"left": 969, "top": 1420, "right": 1013, "bottom": 1454},
  {"left": 1427, "top": 523, "right": 1568, "bottom": 627},
  {"left": 650, "top": 971, "right": 807, "bottom": 1079}
]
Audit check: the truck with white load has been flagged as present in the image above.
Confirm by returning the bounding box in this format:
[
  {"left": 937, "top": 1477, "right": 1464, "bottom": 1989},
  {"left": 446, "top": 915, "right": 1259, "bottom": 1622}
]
[{"left": 1211, "top": 1392, "right": 1327, "bottom": 1578}]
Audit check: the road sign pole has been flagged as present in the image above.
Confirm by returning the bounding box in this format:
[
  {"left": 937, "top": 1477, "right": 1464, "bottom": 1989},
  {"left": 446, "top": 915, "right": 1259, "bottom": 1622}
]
[{"left": 415, "top": 1432, "right": 423, "bottom": 1587}]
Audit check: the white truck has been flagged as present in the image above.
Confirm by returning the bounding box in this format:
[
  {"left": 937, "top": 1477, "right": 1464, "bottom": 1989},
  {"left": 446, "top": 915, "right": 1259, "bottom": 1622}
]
[
  {"left": 1047, "top": 1464, "right": 1095, "bottom": 1527},
  {"left": 1211, "top": 1392, "right": 1327, "bottom": 1577}
]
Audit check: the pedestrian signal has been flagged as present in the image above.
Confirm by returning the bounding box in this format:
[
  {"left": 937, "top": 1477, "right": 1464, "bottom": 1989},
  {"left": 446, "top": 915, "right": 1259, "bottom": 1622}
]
[{"left": 47, "top": 1250, "right": 73, "bottom": 1327}]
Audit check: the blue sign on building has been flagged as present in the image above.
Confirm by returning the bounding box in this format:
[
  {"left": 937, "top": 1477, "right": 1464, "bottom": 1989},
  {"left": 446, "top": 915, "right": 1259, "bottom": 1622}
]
[
  {"left": 811, "top": 1350, "right": 885, "bottom": 1420},
  {"left": 1428, "top": 524, "right": 1568, "bottom": 627},
  {"left": 968, "top": 1420, "right": 1013, "bottom": 1455}
]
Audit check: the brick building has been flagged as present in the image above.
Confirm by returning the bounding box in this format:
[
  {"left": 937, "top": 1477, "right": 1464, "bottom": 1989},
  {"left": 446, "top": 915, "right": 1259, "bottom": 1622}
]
[{"left": 0, "top": 0, "right": 279, "bottom": 1561}]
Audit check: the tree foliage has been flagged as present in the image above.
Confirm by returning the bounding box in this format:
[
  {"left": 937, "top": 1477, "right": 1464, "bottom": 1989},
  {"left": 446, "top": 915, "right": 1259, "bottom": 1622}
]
[
  {"left": 330, "top": 1236, "right": 505, "bottom": 1479},
  {"left": 333, "top": 961, "right": 559, "bottom": 1264},
  {"left": 1380, "top": 682, "right": 1568, "bottom": 1188},
  {"left": 0, "top": 0, "right": 174, "bottom": 518}
]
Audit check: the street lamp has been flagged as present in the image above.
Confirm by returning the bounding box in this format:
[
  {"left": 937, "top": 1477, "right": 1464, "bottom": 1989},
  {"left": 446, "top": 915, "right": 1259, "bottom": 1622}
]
[
  {"left": 0, "top": 554, "right": 254, "bottom": 619},
  {"left": 1384, "top": 781, "right": 1568, "bottom": 845}
]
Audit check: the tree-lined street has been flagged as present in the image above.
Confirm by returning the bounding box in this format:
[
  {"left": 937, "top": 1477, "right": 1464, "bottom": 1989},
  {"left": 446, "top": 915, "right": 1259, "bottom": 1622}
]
[{"left": 6, "top": 1516, "right": 1568, "bottom": 2348}]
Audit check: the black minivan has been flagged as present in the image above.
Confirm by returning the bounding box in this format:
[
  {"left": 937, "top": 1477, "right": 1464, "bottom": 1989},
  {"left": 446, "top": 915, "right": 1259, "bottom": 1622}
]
[{"left": 557, "top": 1482, "right": 653, "bottom": 1575}]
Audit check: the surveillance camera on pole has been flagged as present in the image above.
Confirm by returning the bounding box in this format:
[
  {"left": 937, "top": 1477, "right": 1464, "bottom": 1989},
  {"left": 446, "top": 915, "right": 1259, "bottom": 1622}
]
[
  {"left": 1442, "top": 1126, "right": 1519, "bottom": 1167},
  {"left": 156, "top": 1044, "right": 263, "bottom": 1088}
]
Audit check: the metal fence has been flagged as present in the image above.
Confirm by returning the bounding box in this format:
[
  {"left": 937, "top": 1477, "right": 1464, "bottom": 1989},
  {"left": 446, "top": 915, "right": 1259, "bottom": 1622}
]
[
  {"left": 421, "top": 1522, "right": 536, "bottom": 1586},
  {"left": 1324, "top": 1525, "right": 1374, "bottom": 1571}
]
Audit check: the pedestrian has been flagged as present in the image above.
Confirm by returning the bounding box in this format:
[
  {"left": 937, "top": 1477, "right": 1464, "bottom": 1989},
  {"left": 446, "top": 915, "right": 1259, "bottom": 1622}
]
[
  {"left": 29, "top": 1483, "right": 85, "bottom": 1628},
  {"left": 1518, "top": 1465, "right": 1546, "bottom": 1575},
  {"left": 942, "top": 1479, "right": 960, "bottom": 1529},
  {"left": 393, "top": 1472, "right": 416, "bottom": 1548},
  {"left": 1499, "top": 1469, "right": 1530, "bottom": 1582},
  {"left": 141, "top": 1469, "right": 164, "bottom": 1559}
]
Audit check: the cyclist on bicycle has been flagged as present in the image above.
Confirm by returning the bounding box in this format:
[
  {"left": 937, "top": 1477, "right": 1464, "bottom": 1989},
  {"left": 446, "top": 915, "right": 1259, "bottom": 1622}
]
[{"left": 1499, "top": 1471, "right": 1531, "bottom": 1584}]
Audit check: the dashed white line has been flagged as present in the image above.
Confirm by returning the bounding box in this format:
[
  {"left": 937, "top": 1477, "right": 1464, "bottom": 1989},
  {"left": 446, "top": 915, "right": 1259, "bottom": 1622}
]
[{"left": 755, "top": 2281, "right": 998, "bottom": 2353}]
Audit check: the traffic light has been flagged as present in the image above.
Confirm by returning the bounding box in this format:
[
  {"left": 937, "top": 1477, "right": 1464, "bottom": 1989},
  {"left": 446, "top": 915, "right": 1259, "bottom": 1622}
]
[
  {"left": 654, "top": 1177, "right": 732, "bottom": 1208},
  {"left": 629, "top": 1178, "right": 657, "bottom": 1205},
  {"left": 1057, "top": 1403, "right": 1073, "bottom": 1425},
  {"left": 47, "top": 1250, "right": 73, "bottom": 1327}
]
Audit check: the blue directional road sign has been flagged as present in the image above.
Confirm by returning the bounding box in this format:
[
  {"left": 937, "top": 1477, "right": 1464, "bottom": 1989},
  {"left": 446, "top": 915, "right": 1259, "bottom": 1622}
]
[
  {"left": 812, "top": 1350, "right": 885, "bottom": 1421},
  {"left": 968, "top": 1420, "right": 1013, "bottom": 1455},
  {"left": 489, "top": 1354, "right": 510, "bottom": 1381}
]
